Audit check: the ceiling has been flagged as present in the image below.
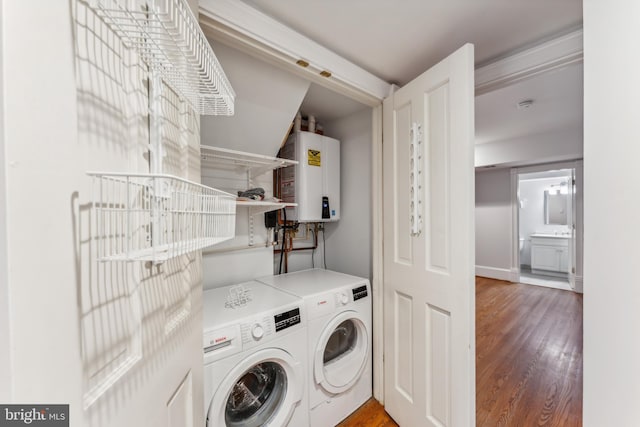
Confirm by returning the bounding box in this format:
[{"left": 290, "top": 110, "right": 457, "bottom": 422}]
[
  {"left": 231, "top": 0, "right": 583, "bottom": 152},
  {"left": 475, "top": 62, "right": 583, "bottom": 145},
  {"left": 301, "top": 62, "right": 585, "bottom": 144},
  {"left": 299, "top": 83, "right": 369, "bottom": 122},
  {"left": 241, "top": 0, "right": 582, "bottom": 86}
]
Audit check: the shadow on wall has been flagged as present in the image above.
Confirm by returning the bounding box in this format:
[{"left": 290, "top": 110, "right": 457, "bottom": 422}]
[{"left": 71, "top": 1, "right": 202, "bottom": 424}]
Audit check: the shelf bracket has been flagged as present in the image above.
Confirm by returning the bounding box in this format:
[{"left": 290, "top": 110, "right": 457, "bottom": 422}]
[
  {"left": 149, "top": 72, "right": 165, "bottom": 175},
  {"left": 248, "top": 212, "right": 255, "bottom": 246}
]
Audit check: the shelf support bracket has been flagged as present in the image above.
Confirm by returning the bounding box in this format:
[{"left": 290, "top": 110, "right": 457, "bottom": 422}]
[
  {"left": 248, "top": 212, "right": 255, "bottom": 246},
  {"left": 149, "top": 72, "right": 165, "bottom": 175}
]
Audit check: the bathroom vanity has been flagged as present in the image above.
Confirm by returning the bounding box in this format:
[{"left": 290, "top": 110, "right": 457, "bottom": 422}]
[{"left": 530, "top": 234, "right": 570, "bottom": 276}]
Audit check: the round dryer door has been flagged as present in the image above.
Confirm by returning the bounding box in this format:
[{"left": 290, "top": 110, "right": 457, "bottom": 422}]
[
  {"left": 207, "top": 348, "right": 303, "bottom": 427},
  {"left": 314, "top": 310, "right": 370, "bottom": 394}
]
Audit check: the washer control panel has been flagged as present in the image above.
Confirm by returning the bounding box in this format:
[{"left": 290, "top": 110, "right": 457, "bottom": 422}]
[
  {"left": 236, "top": 305, "right": 303, "bottom": 346},
  {"left": 274, "top": 307, "right": 301, "bottom": 332},
  {"left": 352, "top": 285, "right": 368, "bottom": 301}
]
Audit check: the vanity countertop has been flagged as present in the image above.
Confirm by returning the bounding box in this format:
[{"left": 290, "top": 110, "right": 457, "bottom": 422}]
[{"left": 530, "top": 233, "right": 570, "bottom": 239}]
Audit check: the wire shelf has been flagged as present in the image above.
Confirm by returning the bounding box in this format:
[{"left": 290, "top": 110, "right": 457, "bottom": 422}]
[
  {"left": 200, "top": 146, "right": 298, "bottom": 177},
  {"left": 89, "top": 173, "right": 236, "bottom": 262},
  {"left": 88, "top": 0, "right": 235, "bottom": 116}
]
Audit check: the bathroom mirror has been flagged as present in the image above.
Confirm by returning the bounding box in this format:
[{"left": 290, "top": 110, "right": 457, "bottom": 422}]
[{"left": 544, "top": 190, "right": 568, "bottom": 225}]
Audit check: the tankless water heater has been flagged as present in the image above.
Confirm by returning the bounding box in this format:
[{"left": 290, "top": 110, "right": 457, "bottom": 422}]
[{"left": 279, "top": 131, "right": 340, "bottom": 222}]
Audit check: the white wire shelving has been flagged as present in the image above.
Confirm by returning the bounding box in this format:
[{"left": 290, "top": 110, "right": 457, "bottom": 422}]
[
  {"left": 200, "top": 145, "right": 298, "bottom": 215},
  {"left": 200, "top": 146, "right": 297, "bottom": 246},
  {"left": 236, "top": 200, "right": 297, "bottom": 216},
  {"left": 89, "top": 172, "right": 236, "bottom": 262},
  {"left": 200, "top": 146, "right": 298, "bottom": 177},
  {"left": 86, "top": 0, "right": 238, "bottom": 262},
  {"left": 88, "top": 0, "right": 235, "bottom": 116}
]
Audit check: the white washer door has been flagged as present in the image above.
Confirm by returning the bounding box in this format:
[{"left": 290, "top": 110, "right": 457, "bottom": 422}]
[
  {"left": 207, "top": 348, "right": 303, "bottom": 427},
  {"left": 314, "top": 310, "right": 369, "bottom": 395}
]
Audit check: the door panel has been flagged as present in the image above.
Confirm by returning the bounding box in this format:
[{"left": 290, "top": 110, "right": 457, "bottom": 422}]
[
  {"left": 426, "top": 83, "right": 451, "bottom": 272},
  {"left": 383, "top": 44, "right": 475, "bottom": 427},
  {"left": 394, "top": 291, "right": 414, "bottom": 401},
  {"left": 168, "top": 372, "right": 194, "bottom": 427},
  {"left": 426, "top": 304, "right": 451, "bottom": 426}
]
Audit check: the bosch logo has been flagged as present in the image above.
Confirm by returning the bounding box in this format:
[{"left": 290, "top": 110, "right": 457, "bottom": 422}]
[
  {"left": 318, "top": 300, "right": 327, "bottom": 305},
  {"left": 215, "top": 337, "right": 227, "bottom": 343}
]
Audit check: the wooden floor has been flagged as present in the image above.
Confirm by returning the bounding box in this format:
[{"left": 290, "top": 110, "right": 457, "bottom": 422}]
[
  {"left": 338, "top": 398, "right": 399, "bottom": 427},
  {"left": 339, "top": 277, "right": 583, "bottom": 426}
]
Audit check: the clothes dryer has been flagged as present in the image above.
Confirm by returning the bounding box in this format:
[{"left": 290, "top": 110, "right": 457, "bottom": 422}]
[
  {"left": 258, "top": 269, "right": 372, "bottom": 427},
  {"left": 203, "top": 281, "right": 309, "bottom": 427}
]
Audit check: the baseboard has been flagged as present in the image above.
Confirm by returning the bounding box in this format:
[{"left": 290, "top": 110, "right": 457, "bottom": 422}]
[
  {"left": 510, "top": 268, "right": 520, "bottom": 283},
  {"left": 573, "top": 275, "right": 584, "bottom": 293},
  {"left": 475, "top": 266, "right": 513, "bottom": 282}
]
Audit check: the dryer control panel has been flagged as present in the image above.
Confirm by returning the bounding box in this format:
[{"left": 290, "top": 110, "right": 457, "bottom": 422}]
[{"left": 306, "top": 282, "right": 371, "bottom": 319}]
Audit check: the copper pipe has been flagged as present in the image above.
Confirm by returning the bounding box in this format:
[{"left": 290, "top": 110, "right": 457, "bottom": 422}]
[{"left": 274, "top": 223, "right": 318, "bottom": 253}]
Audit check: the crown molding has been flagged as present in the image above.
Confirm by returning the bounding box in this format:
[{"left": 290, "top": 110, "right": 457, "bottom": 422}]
[
  {"left": 198, "top": 0, "right": 391, "bottom": 106},
  {"left": 475, "top": 29, "right": 583, "bottom": 95},
  {"left": 199, "top": 0, "right": 582, "bottom": 101}
]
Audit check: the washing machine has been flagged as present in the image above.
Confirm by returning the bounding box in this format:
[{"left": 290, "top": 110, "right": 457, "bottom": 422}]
[
  {"left": 203, "top": 281, "right": 309, "bottom": 427},
  {"left": 258, "top": 269, "right": 372, "bottom": 427}
]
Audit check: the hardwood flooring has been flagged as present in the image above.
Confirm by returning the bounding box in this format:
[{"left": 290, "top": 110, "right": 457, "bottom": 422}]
[
  {"left": 338, "top": 277, "right": 583, "bottom": 427},
  {"left": 476, "top": 277, "right": 583, "bottom": 426},
  {"left": 337, "top": 398, "right": 399, "bottom": 427}
]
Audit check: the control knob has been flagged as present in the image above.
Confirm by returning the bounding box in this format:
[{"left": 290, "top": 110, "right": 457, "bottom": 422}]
[
  {"left": 339, "top": 293, "right": 349, "bottom": 305},
  {"left": 251, "top": 324, "right": 265, "bottom": 340}
]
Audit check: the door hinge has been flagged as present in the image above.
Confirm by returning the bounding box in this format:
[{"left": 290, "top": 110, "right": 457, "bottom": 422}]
[{"left": 571, "top": 267, "right": 576, "bottom": 274}]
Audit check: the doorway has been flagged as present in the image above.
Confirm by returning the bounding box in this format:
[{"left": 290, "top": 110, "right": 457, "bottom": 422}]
[{"left": 511, "top": 161, "right": 583, "bottom": 293}]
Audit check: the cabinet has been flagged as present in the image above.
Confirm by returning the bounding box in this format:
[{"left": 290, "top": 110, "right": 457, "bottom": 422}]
[{"left": 531, "top": 235, "right": 569, "bottom": 275}]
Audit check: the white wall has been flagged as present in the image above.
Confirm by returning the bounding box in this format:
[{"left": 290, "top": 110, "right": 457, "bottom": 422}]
[
  {"left": 199, "top": 41, "right": 315, "bottom": 289},
  {"left": 322, "top": 108, "right": 372, "bottom": 280},
  {"left": 475, "top": 168, "right": 512, "bottom": 280},
  {"left": 283, "top": 108, "right": 372, "bottom": 280},
  {"left": 199, "top": 41, "right": 372, "bottom": 284},
  {"left": 518, "top": 176, "right": 571, "bottom": 266},
  {"left": 201, "top": 167, "right": 275, "bottom": 289},
  {"left": 475, "top": 127, "right": 583, "bottom": 168},
  {"left": 0, "top": 0, "right": 11, "bottom": 401},
  {"left": 4, "top": 2, "right": 83, "bottom": 415},
  {"left": 200, "top": 41, "right": 310, "bottom": 156},
  {"left": 3, "top": 2, "right": 204, "bottom": 425},
  {"left": 276, "top": 222, "right": 325, "bottom": 274},
  {"left": 583, "top": 1, "right": 640, "bottom": 425}
]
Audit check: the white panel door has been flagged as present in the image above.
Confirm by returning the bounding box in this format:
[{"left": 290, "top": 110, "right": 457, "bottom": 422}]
[
  {"left": 569, "top": 167, "right": 577, "bottom": 289},
  {"left": 383, "top": 44, "right": 475, "bottom": 427}
]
